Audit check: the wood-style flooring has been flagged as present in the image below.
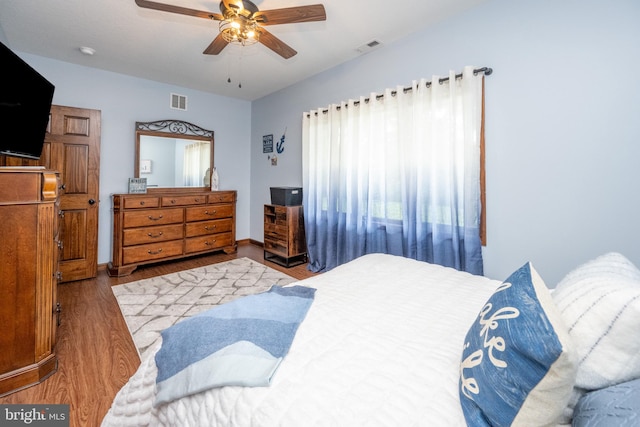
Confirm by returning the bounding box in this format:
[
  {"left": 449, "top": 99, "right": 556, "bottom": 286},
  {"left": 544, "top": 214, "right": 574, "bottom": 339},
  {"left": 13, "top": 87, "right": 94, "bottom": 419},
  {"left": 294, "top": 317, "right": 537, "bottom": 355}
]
[{"left": 0, "top": 243, "right": 316, "bottom": 427}]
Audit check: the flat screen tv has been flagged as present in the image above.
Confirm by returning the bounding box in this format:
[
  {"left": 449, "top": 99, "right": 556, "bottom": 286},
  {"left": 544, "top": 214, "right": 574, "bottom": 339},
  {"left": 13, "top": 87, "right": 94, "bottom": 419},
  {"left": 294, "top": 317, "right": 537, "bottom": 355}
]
[{"left": 0, "top": 41, "right": 55, "bottom": 160}]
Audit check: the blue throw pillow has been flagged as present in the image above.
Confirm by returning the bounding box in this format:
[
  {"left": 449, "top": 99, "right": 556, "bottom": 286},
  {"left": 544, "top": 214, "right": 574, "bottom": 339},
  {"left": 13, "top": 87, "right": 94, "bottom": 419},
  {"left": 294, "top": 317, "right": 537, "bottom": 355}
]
[{"left": 459, "top": 262, "right": 577, "bottom": 426}]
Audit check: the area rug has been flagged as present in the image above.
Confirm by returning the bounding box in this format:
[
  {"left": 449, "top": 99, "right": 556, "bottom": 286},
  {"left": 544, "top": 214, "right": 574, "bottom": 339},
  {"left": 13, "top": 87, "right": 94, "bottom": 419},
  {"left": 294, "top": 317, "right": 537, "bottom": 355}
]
[{"left": 112, "top": 257, "right": 297, "bottom": 360}]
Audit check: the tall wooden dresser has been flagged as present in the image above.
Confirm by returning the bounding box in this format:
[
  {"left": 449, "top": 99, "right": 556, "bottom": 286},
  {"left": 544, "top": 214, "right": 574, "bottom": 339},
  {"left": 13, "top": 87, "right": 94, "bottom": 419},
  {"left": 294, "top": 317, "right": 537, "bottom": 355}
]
[
  {"left": 0, "top": 167, "right": 60, "bottom": 396},
  {"left": 263, "top": 204, "right": 307, "bottom": 267},
  {"left": 108, "top": 190, "right": 237, "bottom": 276}
]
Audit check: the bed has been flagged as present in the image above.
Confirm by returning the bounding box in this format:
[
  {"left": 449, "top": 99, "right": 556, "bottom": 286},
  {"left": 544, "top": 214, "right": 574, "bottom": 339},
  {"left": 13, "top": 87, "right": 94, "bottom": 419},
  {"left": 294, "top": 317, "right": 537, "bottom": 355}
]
[{"left": 102, "top": 252, "right": 640, "bottom": 426}]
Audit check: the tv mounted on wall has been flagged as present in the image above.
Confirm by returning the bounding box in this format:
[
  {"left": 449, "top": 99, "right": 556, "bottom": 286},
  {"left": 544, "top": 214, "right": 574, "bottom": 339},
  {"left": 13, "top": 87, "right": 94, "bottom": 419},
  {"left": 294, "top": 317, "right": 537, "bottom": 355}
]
[{"left": 0, "top": 41, "right": 55, "bottom": 160}]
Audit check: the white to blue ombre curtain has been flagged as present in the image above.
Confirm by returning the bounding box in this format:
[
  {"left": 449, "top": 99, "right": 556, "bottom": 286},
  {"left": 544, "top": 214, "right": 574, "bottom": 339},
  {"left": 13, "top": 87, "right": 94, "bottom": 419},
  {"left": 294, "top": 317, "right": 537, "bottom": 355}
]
[
  {"left": 183, "top": 141, "right": 210, "bottom": 186},
  {"left": 302, "top": 66, "right": 485, "bottom": 274}
]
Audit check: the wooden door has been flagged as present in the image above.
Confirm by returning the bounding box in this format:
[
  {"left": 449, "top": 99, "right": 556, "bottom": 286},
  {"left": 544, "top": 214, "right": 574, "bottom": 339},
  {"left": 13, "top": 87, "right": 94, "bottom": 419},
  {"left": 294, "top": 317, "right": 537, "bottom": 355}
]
[
  {"left": 0, "top": 105, "right": 101, "bottom": 282},
  {"left": 47, "top": 105, "right": 101, "bottom": 282}
]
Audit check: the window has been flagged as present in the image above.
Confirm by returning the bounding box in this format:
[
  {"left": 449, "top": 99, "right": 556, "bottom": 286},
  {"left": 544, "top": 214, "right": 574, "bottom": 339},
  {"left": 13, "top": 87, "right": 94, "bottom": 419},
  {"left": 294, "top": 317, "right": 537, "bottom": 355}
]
[{"left": 302, "top": 66, "right": 488, "bottom": 274}]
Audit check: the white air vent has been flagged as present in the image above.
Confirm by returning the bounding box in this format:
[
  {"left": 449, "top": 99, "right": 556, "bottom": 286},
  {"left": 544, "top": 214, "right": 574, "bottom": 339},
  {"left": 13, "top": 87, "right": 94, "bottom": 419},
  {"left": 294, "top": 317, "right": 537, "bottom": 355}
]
[
  {"left": 356, "top": 40, "right": 382, "bottom": 54},
  {"left": 170, "top": 93, "right": 187, "bottom": 111}
]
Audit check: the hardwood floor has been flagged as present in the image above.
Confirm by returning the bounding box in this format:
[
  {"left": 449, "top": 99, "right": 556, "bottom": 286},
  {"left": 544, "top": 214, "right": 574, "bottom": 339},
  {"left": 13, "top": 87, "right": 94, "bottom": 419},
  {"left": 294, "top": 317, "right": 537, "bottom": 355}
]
[{"left": 0, "top": 243, "right": 316, "bottom": 427}]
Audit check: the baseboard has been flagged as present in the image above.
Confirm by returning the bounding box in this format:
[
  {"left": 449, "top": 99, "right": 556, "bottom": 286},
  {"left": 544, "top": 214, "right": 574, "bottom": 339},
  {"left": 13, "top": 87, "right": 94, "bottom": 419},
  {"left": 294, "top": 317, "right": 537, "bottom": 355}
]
[{"left": 245, "top": 238, "right": 263, "bottom": 247}]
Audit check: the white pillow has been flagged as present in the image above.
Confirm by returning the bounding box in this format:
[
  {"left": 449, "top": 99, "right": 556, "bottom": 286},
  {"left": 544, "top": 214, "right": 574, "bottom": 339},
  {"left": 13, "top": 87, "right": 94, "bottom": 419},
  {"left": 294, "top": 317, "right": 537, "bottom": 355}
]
[
  {"left": 552, "top": 252, "right": 640, "bottom": 390},
  {"left": 557, "top": 252, "right": 640, "bottom": 285}
]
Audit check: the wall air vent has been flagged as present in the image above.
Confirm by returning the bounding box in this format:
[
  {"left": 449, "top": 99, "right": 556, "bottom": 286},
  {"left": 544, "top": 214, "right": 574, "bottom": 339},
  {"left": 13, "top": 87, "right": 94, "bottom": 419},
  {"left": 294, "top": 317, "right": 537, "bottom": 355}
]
[
  {"left": 356, "top": 40, "right": 382, "bottom": 54},
  {"left": 170, "top": 93, "right": 187, "bottom": 111}
]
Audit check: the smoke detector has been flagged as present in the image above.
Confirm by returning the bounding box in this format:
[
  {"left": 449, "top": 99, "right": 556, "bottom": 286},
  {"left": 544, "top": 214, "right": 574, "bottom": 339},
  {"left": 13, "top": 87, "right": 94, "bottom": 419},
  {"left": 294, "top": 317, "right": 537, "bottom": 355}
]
[{"left": 79, "top": 46, "right": 95, "bottom": 56}]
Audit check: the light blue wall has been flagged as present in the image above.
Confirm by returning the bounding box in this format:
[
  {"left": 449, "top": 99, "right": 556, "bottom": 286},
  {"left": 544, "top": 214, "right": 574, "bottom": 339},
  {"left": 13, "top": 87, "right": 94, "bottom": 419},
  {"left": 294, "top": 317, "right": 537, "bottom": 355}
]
[
  {"left": 16, "top": 54, "right": 252, "bottom": 267},
  {"left": 0, "top": 24, "right": 7, "bottom": 45},
  {"left": 251, "top": 0, "right": 640, "bottom": 285},
  {"left": 5, "top": 0, "right": 639, "bottom": 284}
]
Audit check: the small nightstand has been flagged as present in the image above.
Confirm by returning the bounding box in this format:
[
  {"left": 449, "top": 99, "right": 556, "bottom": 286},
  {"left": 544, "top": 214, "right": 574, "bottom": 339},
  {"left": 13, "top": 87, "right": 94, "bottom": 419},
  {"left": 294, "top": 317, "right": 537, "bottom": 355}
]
[{"left": 263, "top": 204, "right": 307, "bottom": 267}]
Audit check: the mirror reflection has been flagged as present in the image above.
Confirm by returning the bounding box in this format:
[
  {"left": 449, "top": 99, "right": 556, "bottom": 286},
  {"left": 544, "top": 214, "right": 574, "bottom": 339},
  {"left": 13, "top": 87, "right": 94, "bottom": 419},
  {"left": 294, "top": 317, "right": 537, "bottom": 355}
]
[
  {"left": 135, "top": 120, "right": 214, "bottom": 190},
  {"left": 139, "top": 136, "right": 211, "bottom": 187}
]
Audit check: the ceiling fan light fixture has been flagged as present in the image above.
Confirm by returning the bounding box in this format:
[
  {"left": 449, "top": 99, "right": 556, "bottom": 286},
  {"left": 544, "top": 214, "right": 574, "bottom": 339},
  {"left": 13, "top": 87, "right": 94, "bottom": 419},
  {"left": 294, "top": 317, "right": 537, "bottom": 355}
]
[
  {"left": 219, "top": 16, "right": 259, "bottom": 46},
  {"left": 135, "top": 0, "right": 326, "bottom": 58}
]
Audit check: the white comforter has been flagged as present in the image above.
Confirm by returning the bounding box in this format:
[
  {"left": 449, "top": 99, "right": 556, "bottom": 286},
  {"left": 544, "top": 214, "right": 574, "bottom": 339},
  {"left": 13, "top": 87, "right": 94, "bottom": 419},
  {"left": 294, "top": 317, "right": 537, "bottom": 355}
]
[{"left": 102, "top": 253, "right": 502, "bottom": 426}]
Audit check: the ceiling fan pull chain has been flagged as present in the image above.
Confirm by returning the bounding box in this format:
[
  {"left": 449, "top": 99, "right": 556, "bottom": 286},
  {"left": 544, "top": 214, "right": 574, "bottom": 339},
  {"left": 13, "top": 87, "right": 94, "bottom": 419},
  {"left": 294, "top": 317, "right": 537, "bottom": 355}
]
[{"left": 238, "top": 50, "right": 243, "bottom": 89}]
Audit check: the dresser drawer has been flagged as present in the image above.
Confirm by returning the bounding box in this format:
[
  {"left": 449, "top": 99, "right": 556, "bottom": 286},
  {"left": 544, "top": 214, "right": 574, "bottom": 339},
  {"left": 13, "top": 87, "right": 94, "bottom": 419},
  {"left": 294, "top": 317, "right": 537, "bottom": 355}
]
[
  {"left": 264, "top": 238, "right": 288, "bottom": 256},
  {"left": 185, "top": 218, "right": 233, "bottom": 237},
  {"left": 122, "top": 240, "right": 184, "bottom": 264},
  {"left": 208, "top": 192, "right": 235, "bottom": 204},
  {"left": 185, "top": 233, "right": 233, "bottom": 254},
  {"left": 122, "top": 196, "right": 160, "bottom": 209},
  {"left": 162, "top": 195, "right": 207, "bottom": 206},
  {"left": 264, "top": 223, "right": 287, "bottom": 239},
  {"left": 123, "top": 208, "right": 183, "bottom": 228},
  {"left": 123, "top": 224, "right": 183, "bottom": 246},
  {"left": 185, "top": 204, "right": 234, "bottom": 222}
]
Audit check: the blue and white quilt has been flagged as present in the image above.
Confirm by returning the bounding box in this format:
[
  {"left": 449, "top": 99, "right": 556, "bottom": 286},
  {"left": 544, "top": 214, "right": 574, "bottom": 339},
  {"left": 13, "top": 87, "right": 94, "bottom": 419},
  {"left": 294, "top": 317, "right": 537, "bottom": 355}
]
[{"left": 154, "top": 285, "right": 316, "bottom": 406}]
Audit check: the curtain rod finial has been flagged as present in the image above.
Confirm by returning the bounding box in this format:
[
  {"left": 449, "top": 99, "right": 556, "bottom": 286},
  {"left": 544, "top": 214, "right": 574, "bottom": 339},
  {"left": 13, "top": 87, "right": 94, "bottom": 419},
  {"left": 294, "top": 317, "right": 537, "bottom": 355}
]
[{"left": 474, "top": 67, "right": 493, "bottom": 76}]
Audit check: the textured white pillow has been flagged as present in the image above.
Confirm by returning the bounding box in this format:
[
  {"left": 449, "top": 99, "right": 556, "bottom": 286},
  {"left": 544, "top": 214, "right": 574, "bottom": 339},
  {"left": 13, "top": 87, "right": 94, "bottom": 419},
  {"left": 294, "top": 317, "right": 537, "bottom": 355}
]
[{"left": 552, "top": 252, "right": 640, "bottom": 390}]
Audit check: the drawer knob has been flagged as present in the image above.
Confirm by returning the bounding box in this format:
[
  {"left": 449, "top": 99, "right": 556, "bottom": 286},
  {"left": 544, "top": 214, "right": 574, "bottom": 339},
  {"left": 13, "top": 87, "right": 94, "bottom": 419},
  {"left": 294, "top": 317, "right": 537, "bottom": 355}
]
[
  {"left": 205, "top": 210, "right": 217, "bottom": 215},
  {"left": 147, "top": 248, "right": 163, "bottom": 255},
  {"left": 205, "top": 225, "right": 216, "bottom": 230},
  {"left": 140, "top": 201, "right": 145, "bottom": 206},
  {"left": 148, "top": 215, "right": 164, "bottom": 221},
  {"left": 148, "top": 232, "right": 164, "bottom": 238},
  {"left": 205, "top": 239, "right": 216, "bottom": 246}
]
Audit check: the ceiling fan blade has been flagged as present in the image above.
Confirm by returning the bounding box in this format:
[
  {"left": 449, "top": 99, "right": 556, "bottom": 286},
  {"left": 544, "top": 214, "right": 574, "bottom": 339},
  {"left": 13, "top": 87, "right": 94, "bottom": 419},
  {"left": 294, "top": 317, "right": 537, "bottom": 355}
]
[
  {"left": 135, "top": 0, "right": 223, "bottom": 21},
  {"left": 255, "top": 4, "right": 326, "bottom": 25},
  {"left": 258, "top": 28, "right": 297, "bottom": 59},
  {"left": 203, "top": 33, "right": 229, "bottom": 55}
]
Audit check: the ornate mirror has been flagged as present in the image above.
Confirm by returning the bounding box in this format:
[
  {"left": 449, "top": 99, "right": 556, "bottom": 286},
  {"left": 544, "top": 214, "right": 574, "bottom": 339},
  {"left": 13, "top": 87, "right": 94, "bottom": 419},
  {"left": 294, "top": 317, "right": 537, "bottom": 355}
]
[{"left": 135, "top": 119, "right": 214, "bottom": 192}]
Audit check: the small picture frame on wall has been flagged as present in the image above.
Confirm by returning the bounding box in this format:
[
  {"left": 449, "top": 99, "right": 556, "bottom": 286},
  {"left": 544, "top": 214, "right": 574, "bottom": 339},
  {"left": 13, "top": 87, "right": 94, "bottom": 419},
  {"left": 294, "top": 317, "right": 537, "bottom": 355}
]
[
  {"left": 263, "top": 134, "right": 273, "bottom": 153},
  {"left": 128, "top": 177, "right": 147, "bottom": 194},
  {"left": 140, "top": 159, "right": 152, "bottom": 174}
]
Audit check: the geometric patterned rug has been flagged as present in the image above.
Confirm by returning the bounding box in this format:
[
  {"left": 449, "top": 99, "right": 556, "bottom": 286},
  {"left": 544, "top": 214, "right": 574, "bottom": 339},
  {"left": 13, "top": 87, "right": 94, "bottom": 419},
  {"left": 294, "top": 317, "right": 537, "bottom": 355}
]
[{"left": 111, "top": 257, "right": 297, "bottom": 360}]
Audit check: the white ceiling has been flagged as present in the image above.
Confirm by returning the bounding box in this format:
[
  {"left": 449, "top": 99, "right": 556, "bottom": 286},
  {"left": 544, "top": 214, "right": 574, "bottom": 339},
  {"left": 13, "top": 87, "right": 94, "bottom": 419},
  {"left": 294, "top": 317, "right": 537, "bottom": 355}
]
[{"left": 0, "top": 0, "right": 488, "bottom": 101}]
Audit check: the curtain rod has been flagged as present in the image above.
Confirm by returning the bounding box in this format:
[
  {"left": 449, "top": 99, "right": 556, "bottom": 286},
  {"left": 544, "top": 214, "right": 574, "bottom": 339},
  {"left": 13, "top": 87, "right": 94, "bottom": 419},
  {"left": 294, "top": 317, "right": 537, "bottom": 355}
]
[{"left": 308, "top": 66, "right": 492, "bottom": 116}]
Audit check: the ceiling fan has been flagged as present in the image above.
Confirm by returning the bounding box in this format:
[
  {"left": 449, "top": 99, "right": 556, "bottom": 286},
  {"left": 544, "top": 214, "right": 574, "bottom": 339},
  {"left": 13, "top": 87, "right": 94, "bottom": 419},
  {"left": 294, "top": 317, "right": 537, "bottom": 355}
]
[{"left": 135, "top": 0, "right": 326, "bottom": 59}]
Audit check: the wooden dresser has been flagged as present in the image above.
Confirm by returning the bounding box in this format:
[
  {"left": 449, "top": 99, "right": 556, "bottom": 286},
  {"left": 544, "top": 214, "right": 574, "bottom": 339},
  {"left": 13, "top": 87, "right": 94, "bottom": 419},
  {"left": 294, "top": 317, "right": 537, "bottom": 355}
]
[
  {"left": 0, "top": 167, "right": 60, "bottom": 397},
  {"left": 108, "top": 190, "right": 237, "bottom": 276},
  {"left": 263, "top": 204, "right": 307, "bottom": 267}
]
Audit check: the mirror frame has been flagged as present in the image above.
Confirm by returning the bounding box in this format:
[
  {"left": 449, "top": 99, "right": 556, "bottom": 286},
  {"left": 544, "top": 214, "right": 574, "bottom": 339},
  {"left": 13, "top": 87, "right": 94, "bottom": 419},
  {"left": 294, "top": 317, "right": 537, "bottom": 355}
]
[{"left": 135, "top": 119, "right": 214, "bottom": 193}]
